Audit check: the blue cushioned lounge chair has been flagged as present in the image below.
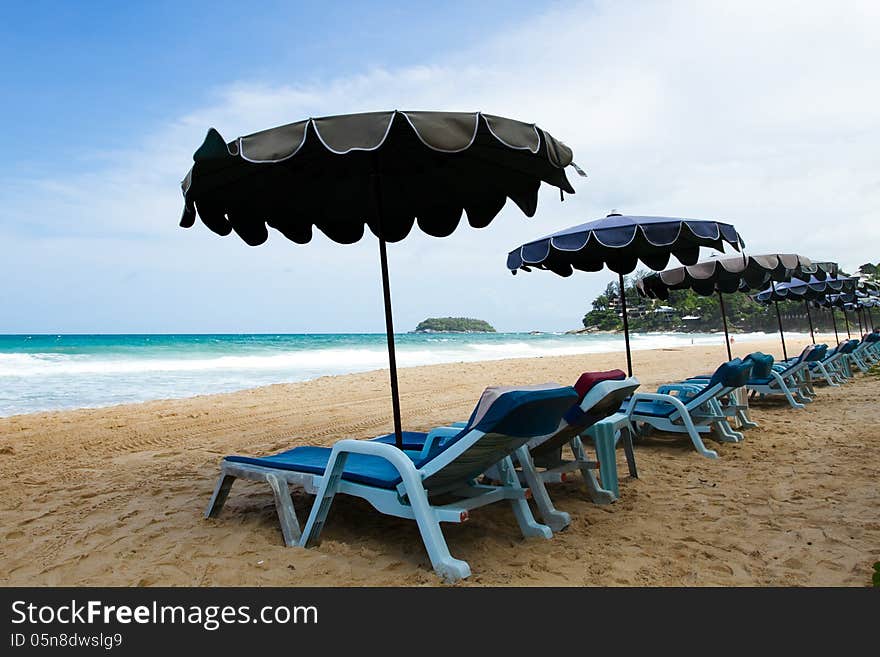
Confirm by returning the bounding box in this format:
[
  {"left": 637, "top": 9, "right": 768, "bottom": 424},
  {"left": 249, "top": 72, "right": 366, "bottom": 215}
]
[
  {"left": 205, "top": 384, "right": 579, "bottom": 583},
  {"left": 624, "top": 359, "right": 753, "bottom": 459},
  {"left": 376, "top": 372, "right": 641, "bottom": 530},
  {"left": 746, "top": 345, "right": 818, "bottom": 409},
  {"left": 807, "top": 343, "right": 850, "bottom": 386},
  {"left": 849, "top": 333, "right": 880, "bottom": 372}
]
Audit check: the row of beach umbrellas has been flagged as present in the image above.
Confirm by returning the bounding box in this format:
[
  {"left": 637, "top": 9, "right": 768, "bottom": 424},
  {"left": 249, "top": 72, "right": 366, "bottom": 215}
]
[{"left": 178, "top": 109, "right": 870, "bottom": 446}]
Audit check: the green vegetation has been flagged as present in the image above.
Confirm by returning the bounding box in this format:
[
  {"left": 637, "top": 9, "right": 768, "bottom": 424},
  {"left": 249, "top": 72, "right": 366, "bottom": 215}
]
[
  {"left": 414, "top": 317, "right": 496, "bottom": 333},
  {"left": 581, "top": 265, "right": 879, "bottom": 334}
]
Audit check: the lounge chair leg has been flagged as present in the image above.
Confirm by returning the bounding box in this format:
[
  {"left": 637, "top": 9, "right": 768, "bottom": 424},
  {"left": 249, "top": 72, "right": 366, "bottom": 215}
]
[
  {"left": 300, "top": 453, "right": 351, "bottom": 549},
  {"left": 205, "top": 471, "right": 236, "bottom": 518},
  {"left": 266, "top": 473, "right": 302, "bottom": 547},
  {"left": 684, "top": 423, "right": 719, "bottom": 459},
  {"left": 408, "top": 493, "right": 471, "bottom": 584},
  {"left": 589, "top": 421, "right": 622, "bottom": 502},
  {"left": 514, "top": 446, "right": 570, "bottom": 531},
  {"left": 713, "top": 419, "right": 743, "bottom": 443},
  {"left": 569, "top": 436, "right": 615, "bottom": 504},
  {"left": 620, "top": 426, "right": 638, "bottom": 479},
  {"left": 771, "top": 372, "right": 806, "bottom": 410},
  {"left": 496, "top": 456, "right": 552, "bottom": 540}
]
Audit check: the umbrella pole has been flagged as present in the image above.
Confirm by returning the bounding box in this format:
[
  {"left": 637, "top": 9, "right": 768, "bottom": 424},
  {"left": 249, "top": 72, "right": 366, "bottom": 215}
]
[
  {"left": 830, "top": 307, "right": 839, "bottom": 346},
  {"left": 618, "top": 273, "right": 633, "bottom": 376},
  {"left": 869, "top": 308, "right": 875, "bottom": 331},
  {"left": 372, "top": 173, "right": 404, "bottom": 449},
  {"left": 718, "top": 291, "right": 732, "bottom": 360},
  {"left": 856, "top": 308, "right": 864, "bottom": 336},
  {"left": 844, "top": 309, "right": 851, "bottom": 338},
  {"left": 772, "top": 283, "right": 788, "bottom": 360},
  {"left": 804, "top": 300, "right": 815, "bottom": 344}
]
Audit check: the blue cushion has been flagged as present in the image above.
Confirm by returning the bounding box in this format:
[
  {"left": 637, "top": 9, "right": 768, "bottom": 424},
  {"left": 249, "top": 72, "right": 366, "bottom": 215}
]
[
  {"left": 629, "top": 400, "right": 677, "bottom": 418},
  {"left": 226, "top": 447, "right": 432, "bottom": 489},
  {"left": 745, "top": 352, "right": 774, "bottom": 378},
  {"left": 224, "top": 386, "right": 580, "bottom": 489},
  {"left": 806, "top": 344, "right": 828, "bottom": 361},
  {"left": 371, "top": 431, "right": 429, "bottom": 449}
]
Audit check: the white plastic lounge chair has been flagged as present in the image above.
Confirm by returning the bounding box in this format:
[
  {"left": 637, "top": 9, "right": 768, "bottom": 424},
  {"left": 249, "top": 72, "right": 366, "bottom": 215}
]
[
  {"left": 807, "top": 344, "right": 849, "bottom": 386},
  {"left": 376, "top": 372, "right": 641, "bottom": 531},
  {"left": 747, "top": 346, "right": 817, "bottom": 409},
  {"left": 625, "top": 359, "right": 753, "bottom": 459},
  {"left": 205, "top": 384, "right": 579, "bottom": 583}
]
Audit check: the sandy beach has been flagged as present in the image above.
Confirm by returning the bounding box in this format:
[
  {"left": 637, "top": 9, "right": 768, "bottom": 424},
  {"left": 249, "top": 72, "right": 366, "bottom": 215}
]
[{"left": 0, "top": 335, "right": 877, "bottom": 587}]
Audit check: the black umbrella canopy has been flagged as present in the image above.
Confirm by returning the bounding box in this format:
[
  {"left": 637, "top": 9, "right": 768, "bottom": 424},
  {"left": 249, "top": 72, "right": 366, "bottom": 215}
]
[
  {"left": 179, "top": 110, "right": 578, "bottom": 447},
  {"left": 506, "top": 213, "right": 744, "bottom": 276},
  {"left": 812, "top": 292, "right": 856, "bottom": 309},
  {"left": 636, "top": 254, "right": 833, "bottom": 360},
  {"left": 754, "top": 275, "right": 856, "bottom": 351},
  {"left": 506, "top": 212, "right": 745, "bottom": 375},
  {"left": 181, "top": 110, "right": 575, "bottom": 244},
  {"left": 637, "top": 254, "right": 838, "bottom": 300},
  {"left": 754, "top": 275, "right": 858, "bottom": 303}
]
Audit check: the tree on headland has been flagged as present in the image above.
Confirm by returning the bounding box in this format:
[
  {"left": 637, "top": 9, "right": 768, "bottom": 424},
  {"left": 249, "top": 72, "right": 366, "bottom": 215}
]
[
  {"left": 579, "top": 269, "right": 863, "bottom": 334},
  {"left": 414, "top": 317, "right": 496, "bottom": 332}
]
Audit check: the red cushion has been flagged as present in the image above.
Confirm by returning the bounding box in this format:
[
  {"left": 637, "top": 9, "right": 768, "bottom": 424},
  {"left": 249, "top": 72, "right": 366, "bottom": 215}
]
[{"left": 573, "top": 370, "right": 627, "bottom": 401}]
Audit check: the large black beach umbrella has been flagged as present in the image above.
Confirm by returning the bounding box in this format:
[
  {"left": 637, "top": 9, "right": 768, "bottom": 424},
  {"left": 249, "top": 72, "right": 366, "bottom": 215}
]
[
  {"left": 755, "top": 274, "right": 856, "bottom": 356},
  {"left": 506, "top": 213, "right": 744, "bottom": 375},
  {"left": 180, "top": 110, "right": 578, "bottom": 447},
  {"left": 637, "top": 254, "right": 833, "bottom": 360}
]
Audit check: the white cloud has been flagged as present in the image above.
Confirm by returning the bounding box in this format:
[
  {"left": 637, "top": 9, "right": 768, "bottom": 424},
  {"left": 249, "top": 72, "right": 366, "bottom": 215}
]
[{"left": 3, "top": 0, "right": 879, "bottom": 332}]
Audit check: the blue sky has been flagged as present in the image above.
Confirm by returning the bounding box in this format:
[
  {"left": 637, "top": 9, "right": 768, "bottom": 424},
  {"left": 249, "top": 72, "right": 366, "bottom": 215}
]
[{"left": 1, "top": 1, "right": 878, "bottom": 333}]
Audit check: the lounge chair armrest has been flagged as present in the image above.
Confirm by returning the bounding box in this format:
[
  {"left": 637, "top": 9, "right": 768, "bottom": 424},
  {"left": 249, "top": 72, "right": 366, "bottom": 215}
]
[
  {"left": 624, "top": 391, "right": 689, "bottom": 419},
  {"left": 419, "top": 426, "right": 463, "bottom": 459},
  {"left": 327, "top": 439, "right": 425, "bottom": 487}
]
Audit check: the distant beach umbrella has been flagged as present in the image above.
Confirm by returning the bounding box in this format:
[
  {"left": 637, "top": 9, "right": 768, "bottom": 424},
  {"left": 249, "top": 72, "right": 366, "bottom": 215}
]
[
  {"left": 809, "top": 293, "right": 855, "bottom": 345},
  {"left": 755, "top": 274, "right": 856, "bottom": 354},
  {"left": 506, "top": 213, "right": 744, "bottom": 375},
  {"left": 637, "top": 254, "right": 835, "bottom": 359},
  {"left": 180, "top": 110, "right": 579, "bottom": 446}
]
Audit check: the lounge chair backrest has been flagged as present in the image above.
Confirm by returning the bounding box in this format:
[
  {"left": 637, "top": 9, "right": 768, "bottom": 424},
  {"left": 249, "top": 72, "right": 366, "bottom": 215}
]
[
  {"left": 806, "top": 344, "right": 827, "bottom": 361},
  {"left": 794, "top": 344, "right": 816, "bottom": 363},
  {"left": 673, "top": 359, "right": 751, "bottom": 414},
  {"left": 745, "top": 352, "right": 774, "bottom": 378},
  {"left": 708, "top": 358, "right": 751, "bottom": 389},
  {"left": 419, "top": 386, "right": 579, "bottom": 492},
  {"left": 530, "top": 373, "right": 640, "bottom": 455},
  {"left": 567, "top": 371, "right": 639, "bottom": 427},
  {"left": 841, "top": 340, "right": 859, "bottom": 354}
]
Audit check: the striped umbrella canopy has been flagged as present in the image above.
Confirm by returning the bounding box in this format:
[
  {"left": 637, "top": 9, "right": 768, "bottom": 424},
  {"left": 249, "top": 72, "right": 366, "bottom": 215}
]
[
  {"left": 755, "top": 275, "right": 857, "bottom": 350},
  {"left": 638, "top": 254, "right": 836, "bottom": 298},
  {"left": 180, "top": 110, "right": 578, "bottom": 446},
  {"left": 754, "top": 275, "right": 858, "bottom": 303},
  {"left": 637, "top": 254, "right": 837, "bottom": 359},
  {"left": 507, "top": 212, "right": 745, "bottom": 374}
]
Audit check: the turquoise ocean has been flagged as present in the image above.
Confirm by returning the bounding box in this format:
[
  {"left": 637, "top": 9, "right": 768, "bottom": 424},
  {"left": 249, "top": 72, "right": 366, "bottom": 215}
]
[{"left": 0, "top": 331, "right": 781, "bottom": 416}]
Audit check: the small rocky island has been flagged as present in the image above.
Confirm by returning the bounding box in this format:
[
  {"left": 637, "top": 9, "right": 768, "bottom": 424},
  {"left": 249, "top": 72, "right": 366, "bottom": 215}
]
[{"left": 414, "top": 317, "right": 497, "bottom": 333}]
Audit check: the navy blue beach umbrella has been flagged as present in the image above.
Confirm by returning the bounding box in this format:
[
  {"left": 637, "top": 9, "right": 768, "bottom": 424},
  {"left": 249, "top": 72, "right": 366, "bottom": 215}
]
[
  {"left": 637, "top": 254, "right": 835, "bottom": 360},
  {"left": 180, "top": 110, "right": 579, "bottom": 447},
  {"left": 507, "top": 212, "right": 745, "bottom": 375},
  {"left": 755, "top": 274, "right": 855, "bottom": 354}
]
